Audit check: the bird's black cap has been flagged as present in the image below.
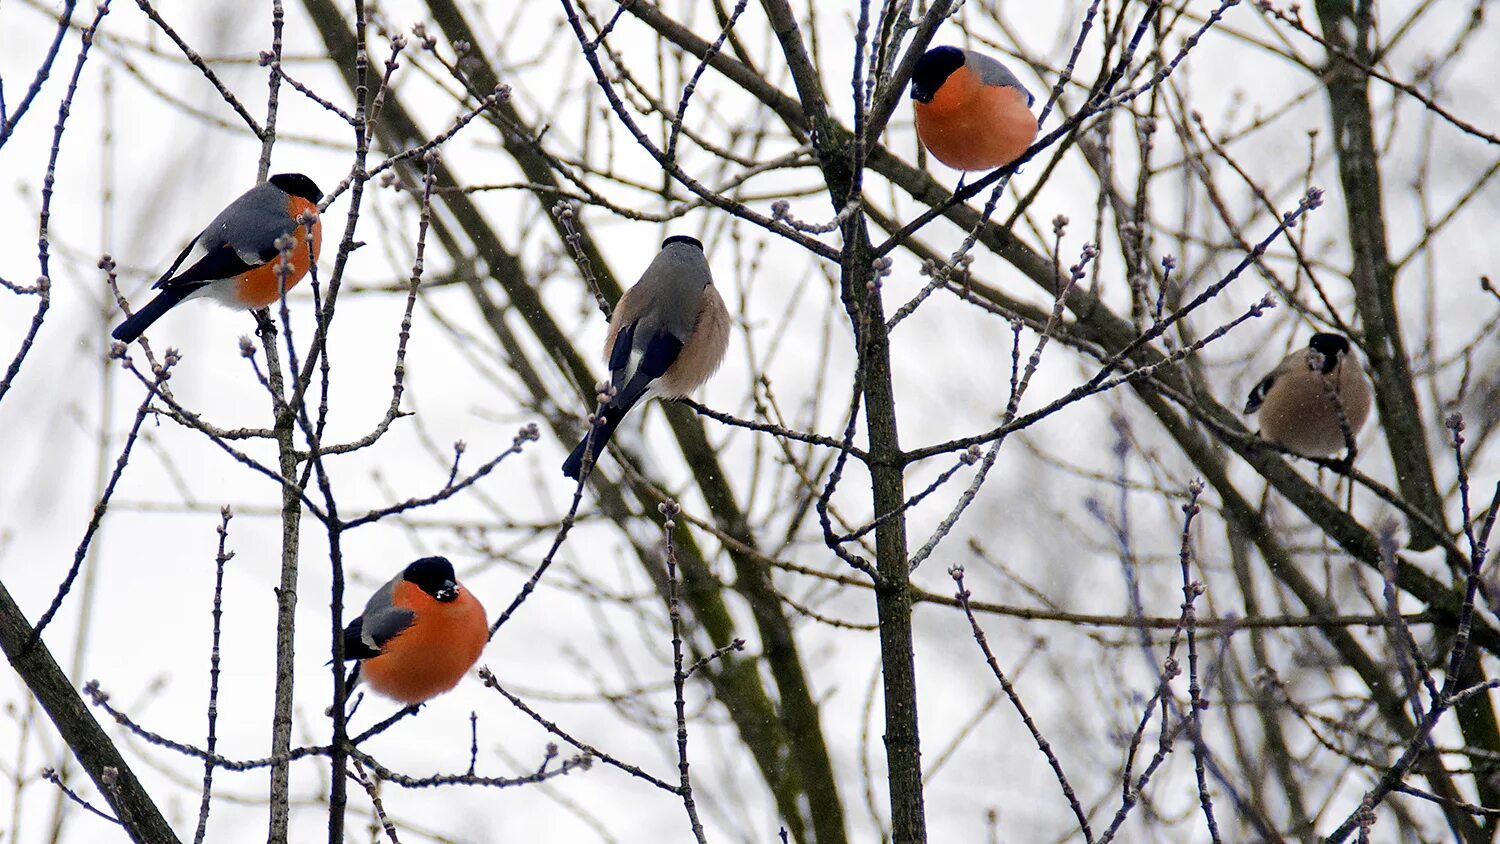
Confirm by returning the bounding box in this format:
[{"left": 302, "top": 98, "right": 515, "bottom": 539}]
[
  {"left": 911, "top": 46, "right": 966, "bottom": 103},
  {"left": 402, "top": 556, "right": 458, "bottom": 601},
  {"left": 1308, "top": 333, "right": 1351, "bottom": 372},
  {"left": 662, "top": 235, "right": 703, "bottom": 251},
  {"left": 269, "top": 172, "right": 324, "bottom": 203}
]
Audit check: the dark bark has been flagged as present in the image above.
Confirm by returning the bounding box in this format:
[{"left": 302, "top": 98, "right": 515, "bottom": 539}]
[
  {"left": 0, "top": 581, "right": 180, "bottom": 844},
  {"left": 1314, "top": 0, "right": 1500, "bottom": 831},
  {"left": 1313, "top": 0, "right": 1447, "bottom": 551},
  {"left": 260, "top": 317, "right": 302, "bottom": 844},
  {"left": 750, "top": 0, "right": 929, "bottom": 836}
]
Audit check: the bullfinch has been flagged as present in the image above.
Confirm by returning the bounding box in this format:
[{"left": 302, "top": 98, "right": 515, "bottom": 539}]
[
  {"left": 1243, "top": 333, "right": 1373, "bottom": 457},
  {"left": 910, "top": 46, "right": 1038, "bottom": 172},
  {"left": 341, "top": 556, "right": 488, "bottom": 706},
  {"left": 111, "top": 172, "right": 323, "bottom": 343},
  {"left": 561, "top": 235, "right": 731, "bottom": 480}
]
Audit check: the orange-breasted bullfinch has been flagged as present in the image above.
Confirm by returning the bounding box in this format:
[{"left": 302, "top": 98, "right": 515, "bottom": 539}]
[
  {"left": 111, "top": 172, "right": 323, "bottom": 343},
  {"left": 910, "top": 46, "right": 1038, "bottom": 172},
  {"left": 1243, "top": 333, "right": 1373, "bottom": 457},
  {"left": 341, "top": 556, "right": 488, "bottom": 706},
  {"left": 561, "top": 235, "right": 731, "bottom": 480}
]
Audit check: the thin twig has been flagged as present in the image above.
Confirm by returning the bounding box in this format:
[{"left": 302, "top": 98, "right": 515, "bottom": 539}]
[
  {"left": 192, "top": 508, "right": 234, "bottom": 844},
  {"left": 659, "top": 501, "right": 708, "bottom": 843},
  {"left": 951, "top": 566, "right": 1092, "bottom": 842}
]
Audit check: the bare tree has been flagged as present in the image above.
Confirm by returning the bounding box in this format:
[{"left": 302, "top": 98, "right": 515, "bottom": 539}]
[{"left": 2, "top": 0, "right": 1498, "bottom": 842}]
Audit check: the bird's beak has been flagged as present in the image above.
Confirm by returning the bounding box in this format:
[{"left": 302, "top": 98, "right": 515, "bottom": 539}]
[
  {"left": 436, "top": 581, "right": 459, "bottom": 602},
  {"left": 911, "top": 83, "right": 932, "bottom": 103}
]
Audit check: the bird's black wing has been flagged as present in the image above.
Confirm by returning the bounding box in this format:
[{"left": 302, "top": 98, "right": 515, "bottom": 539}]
[
  {"left": 1243, "top": 372, "right": 1277, "bottom": 414},
  {"left": 561, "top": 324, "right": 683, "bottom": 480},
  {"left": 157, "top": 232, "right": 285, "bottom": 290},
  {"left": 608, "top": 321, "right": 636, "bottom": 374},
  {"left": 150, "top": 236, "right": 205, "bottom": 290},
  {"left": 162, "top": 243, "right": 268, "bottom": 287},
  {"left": 612, "top": 329, "right": 683, "bottom": 411},
  {"left": 340, "top": 606, "right": 416, "bottom": 662}
]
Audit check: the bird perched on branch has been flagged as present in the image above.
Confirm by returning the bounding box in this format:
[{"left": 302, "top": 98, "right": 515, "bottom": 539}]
[
  {"left": 111, "top": 172, "right": 323, "bottom": 343},
  {"left": 561, "top": 235, "right": 731, "bottom": 480},
  {"left": 1243, "top": 333, "right": 1373, "bottom": 457},
  {"left": 910, "top": 46, "right": 1038, "bottom": 173},
  {"left": 342, "top": 557, "right": 488, "bottom": 705}
]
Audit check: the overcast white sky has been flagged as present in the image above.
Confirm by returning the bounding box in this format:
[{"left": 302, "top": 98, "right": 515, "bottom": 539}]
[{"left": 2, "top": 1, "right": 1498, "bottom": 841}]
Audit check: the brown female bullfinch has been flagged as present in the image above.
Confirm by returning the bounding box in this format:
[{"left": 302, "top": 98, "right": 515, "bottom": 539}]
[
  {"left": 1243, "top": 333, "right": 1373, "bottom": 457},
  {"left": 561, "top": 235, "right": 731, "bottom": 479},
  {"left": 910, "top": 46, "right": 1038, "bottom": 172},
  {"left": 111, "top": 173, "right": 323, "bottom": 342},
  {"left": 342, "top": 557, "right": 488, "bottom": 705}
]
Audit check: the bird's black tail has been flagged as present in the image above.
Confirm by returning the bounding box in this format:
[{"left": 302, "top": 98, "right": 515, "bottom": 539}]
[
  {"left": 561, "top": 407, "right": 626, "bottom": 480},
  {"left": 111, "top": 283, "right": 200, "bottom": 342},
  {"left": 343, "top": 662, "right": 363, "bottom": 693}
]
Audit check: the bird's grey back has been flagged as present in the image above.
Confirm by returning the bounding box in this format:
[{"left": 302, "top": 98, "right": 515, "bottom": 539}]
[
  {"left": 198, "top": 182, "right": 297, "bottom": 256},
  {"left": 630, "top": 242, "right": 713, "bottom": 341},
  {"left": 966, "top": 51, "right": 1034, "bottom": 106},
  {"left": 362, "top": 572, "right": 401, "bottom": 616}
]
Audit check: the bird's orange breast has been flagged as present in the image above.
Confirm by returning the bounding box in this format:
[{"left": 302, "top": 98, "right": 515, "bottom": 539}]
[
  {"left": 361, "top": 583, "right": 488, "bottom": 705},
  {"left": 914, "top": 67, "right": 1038, "bottom": 172},
  {"left": 233, "top": 196, "right": 321, "bottom": 309}
]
